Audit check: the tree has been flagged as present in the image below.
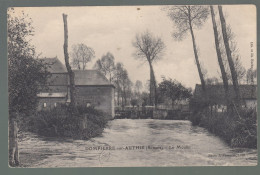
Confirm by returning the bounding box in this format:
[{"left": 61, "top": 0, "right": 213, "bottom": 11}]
[
  {"left": 132, "top": 30, "right": 165, "bottom": 106},
  {"left": 94, "top": 52, "right": 115, "bottom": 83},
  {"left": 121, "top": 70, "right": 132, "bottom": 107},
  {"left": 215, "top": 10, "right": 246, "bottom": 86},
  {"left": 71, "top": 43, "right": 95, "bottom": 70},
  {"left": 218, "top": 5, "right": 241, "bottom": 103},
  {"left": 158, "top": 78, "right": 192, "bottom": 109},
  {"left": 135, "top": 80, "right": 143, "bottom": 94},
  {"left": 113, "top": 62, "right": 133, "bottom": 107},
  {"left": 210, "top": 5, "right": 229, "bottom": 97},
  {"left": 165, "top": 5, "right": 209, "bottom": 92},
  {"left": 205, "top": 77, "right": 220, "bottom": 85},
  {"left": 246, "top": 68, "right": 257, "bottom": 84},
  {"left": 63, "top": 14, "right": 76, "bottom": 109},
  {"left": 113, "top": 62, "right": 124, "bottom": 106},
  {"left": 130, "top": 99, "right": 138, "bottom": 107},
  {"left": 225, "top": 56, "right": 246, "bottom": 84},
  {"left": 8, "top": 8, "right": 49, "bottom": 166},
  {"left": 141, "top": 92, "right": 150, "bottom": 106}
]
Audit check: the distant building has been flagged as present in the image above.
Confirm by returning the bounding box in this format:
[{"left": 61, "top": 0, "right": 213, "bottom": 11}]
[
  {"left": 193, "top": 84, "right": 257, "bottom": 111},
  {"left": 37, "top": 57, "right": 115, "bottom": 118}
]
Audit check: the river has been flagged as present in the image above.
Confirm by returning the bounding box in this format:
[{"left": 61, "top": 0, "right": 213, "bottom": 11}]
[{"left": 19, "top": 119, "right": 257, "bottom": 167}]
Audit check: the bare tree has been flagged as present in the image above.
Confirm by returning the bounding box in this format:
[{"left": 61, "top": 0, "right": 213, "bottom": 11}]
[
  {"left": 218, "top": 5, "right": 241, "bottom": 103},
  {"left": 210, "top": 6, "right": 229, "bottom": 100},
  {"left": 63, "top": 14, "right": 76, "bottom": 109},
  {"left": 71, "top": 43, "right": 95, "bottom": 70},
  {"left": 165, "top": 5, "right": 209, "bottom": 92},
  {"left": 135, "top": 80, "right": 143, "bottom": 94},
  {"left": 215, "top": 14, "right": 246, "bottom": 86},
  {"left": 121, "top": 69, "right": 131, "bottom": 107},
  {"left": 94, "top": 52, "right": 115, "bottom": 83},
  {"left": 114, "top": 62, "right": 124, "bottom": 106},
  {"left": 246, "top": 68, "right": 257, "bottom": 85},
  {"left": 132, "top": 30, "right": 165, "bottom": 106},
  {"left": 224, "top": 56, "right": 246, "bottom": 84}
]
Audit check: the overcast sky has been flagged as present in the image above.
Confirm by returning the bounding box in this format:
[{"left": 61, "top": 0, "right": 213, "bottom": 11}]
[{"left": 12, "top": 5, "right": 256, "bottom": 89}]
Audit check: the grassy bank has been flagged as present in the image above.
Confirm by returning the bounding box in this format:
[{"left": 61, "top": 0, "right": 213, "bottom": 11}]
[
  {"left": 18, "top": 105, "right": 108, "bottom": 140},
  {"left": 189, "top": 107, "right": 257, "bottom": 148}
]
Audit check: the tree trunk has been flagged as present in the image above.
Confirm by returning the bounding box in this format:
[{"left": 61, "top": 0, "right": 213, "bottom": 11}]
[
  {"left": 210, "top": 6, "right": 230, "bottom": 107},
  {"left": 188, "top": 7, "right": 206, "bottom": 93},
  {"left": 63, "top": 14, "right": 76, "bottom": 110},
  {"left": 117, "top": 88, "right": 120, "bottom": 106},
  {"left": 148, "top": 61, "right": 157, "bottom": 107},
  {"left": 9, "top": 117, "right": 19, "bottom": 166},
  {"left": 121, "top": 94, "right": 124, "bottom": 108},
  {"left": 218, "top": 5, "right": 241, "bottom": 104}
]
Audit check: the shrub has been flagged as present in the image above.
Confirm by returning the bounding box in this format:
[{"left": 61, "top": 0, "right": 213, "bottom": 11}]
[
  {"left": 19, "top": 105, "right": 108, "bottom": 140},
  {"left": 190, "top": 106, "right": 257, "bottom": 149}
]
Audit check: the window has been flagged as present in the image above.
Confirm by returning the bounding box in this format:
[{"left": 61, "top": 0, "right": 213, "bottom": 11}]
[{"left": 43, "top": 103, "right": 47, "bottom": 108}]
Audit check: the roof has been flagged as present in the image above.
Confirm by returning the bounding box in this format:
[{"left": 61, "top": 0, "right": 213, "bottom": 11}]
[
  {"left": 74, "top": 70, "right": 113, "bottom": 86},
  {"left": 194, "top": 84, "right": 257, "bottom": 103},
  {"left": 40, "top": 58, "right": 113, "bottom": 87},
  {"left": 41, "top": 57, "right": 67, "bottom": 73}
]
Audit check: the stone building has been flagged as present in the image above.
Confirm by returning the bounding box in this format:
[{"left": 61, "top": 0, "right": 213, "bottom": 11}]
[{"left": 37, "top": 57, "right": 115, "bottom": 118}]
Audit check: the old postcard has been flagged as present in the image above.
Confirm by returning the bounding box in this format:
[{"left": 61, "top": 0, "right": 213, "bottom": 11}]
[{"left": 8, "top": 5, "right": 257, "bottom": 167}]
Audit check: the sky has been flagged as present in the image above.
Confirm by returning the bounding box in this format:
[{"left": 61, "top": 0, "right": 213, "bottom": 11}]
[{"left": 11, "top": 5, "right": 256, "bottom": 90}]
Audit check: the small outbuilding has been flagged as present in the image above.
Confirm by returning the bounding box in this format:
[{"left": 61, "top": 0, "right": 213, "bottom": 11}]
[
  {"left": 37, "top": 57, "right": 115, "bottom": 119},
  {"left": 193, "top": 84, "right": 257, "bottom": 112}
]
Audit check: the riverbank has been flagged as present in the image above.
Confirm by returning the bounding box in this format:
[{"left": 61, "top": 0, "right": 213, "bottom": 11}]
[
  {"left": 18, "top": 105, "right": 108, "bottom": 140},
  {"left": 189, "top": 108, "right": 257, "bottom": 149}
]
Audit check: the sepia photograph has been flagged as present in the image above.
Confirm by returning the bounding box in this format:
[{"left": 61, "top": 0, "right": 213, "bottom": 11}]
[{"left": 8, "top": 5, "right": 257, "bottom": 167}]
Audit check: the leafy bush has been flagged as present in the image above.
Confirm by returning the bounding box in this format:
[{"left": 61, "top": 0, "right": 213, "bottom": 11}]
[
  {"left": 19, "top": 105, "right": 108, "bottom": 140},
  {"left": 190, "top": 105, "right": 257, "bottom": 148}
]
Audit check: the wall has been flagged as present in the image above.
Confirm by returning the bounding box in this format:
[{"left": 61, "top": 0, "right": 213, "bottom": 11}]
[
  {"left": 75, "top": 86, "right": 115, "bottom": 119},
  {"left": 38, "top": 97, "right": 67, "bottom": 111}
]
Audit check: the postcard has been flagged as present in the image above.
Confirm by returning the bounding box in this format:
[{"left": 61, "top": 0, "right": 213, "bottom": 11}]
[{"left": 8, "top": 5, "right": 257, "bottom": 167}]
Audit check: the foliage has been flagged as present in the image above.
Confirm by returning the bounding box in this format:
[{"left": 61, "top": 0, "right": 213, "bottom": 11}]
[
  {"left": 71, "top": 43, "right": 95, "bottom": 70},
  {"left": 205, "top": 77, "right": 220, "bottom": 85},
  {"left": 130, "top": 99, "right": 138, "bottom": 107},
  {"left": 190, "top": 97, "right": 257, "bottom": 148},
  {"left": 8, "top": 8, "right": 50, "bottom": 116},
  {"left": 141, "top": 92, "right": 150, "bottom": 106},
  {"left": 22, "top": 105, "right": 108, "bottom": 140},
  {"left": 158, "top": 78, "right": 192, "bottom": 107}
]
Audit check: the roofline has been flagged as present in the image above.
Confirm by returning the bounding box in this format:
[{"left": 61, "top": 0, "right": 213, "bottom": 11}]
[
  {"left": 48, "top": 72, "right": 68, "bottom": 74},
  {"left": 38, "top": 97, "right": 67, "bottom": 98},
  {"left": 45, "top": 84, "right": 115, "bottom": 87},
  {"left": 75, "top": 85, "right": 115, "bottom": 88}
]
